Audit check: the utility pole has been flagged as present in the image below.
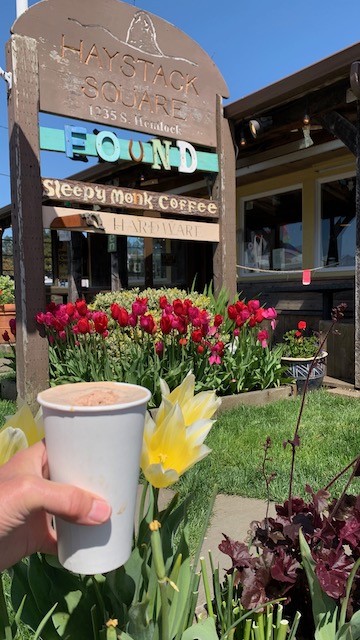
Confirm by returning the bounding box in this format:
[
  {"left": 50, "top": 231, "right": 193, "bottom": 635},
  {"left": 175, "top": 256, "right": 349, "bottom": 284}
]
[{"left": 16, "top": 0, "right": 28, "bottom": 18}]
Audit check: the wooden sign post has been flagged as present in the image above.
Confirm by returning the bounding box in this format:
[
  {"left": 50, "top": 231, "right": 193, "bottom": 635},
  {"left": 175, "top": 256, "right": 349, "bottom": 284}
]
[
  {"left": 7, "top": 35, "right": 48, "bottom": 412},
  {"left": 213, "top": 95, "right": 237, "bottom": 300}
]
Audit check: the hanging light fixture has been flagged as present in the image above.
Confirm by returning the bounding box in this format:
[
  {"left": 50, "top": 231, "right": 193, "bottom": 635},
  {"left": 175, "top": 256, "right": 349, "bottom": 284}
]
[
  {"left": 303, "top": 102, "right": 311, "bottom": 126},
  {"left": 239, "top": 130, "right": 246, "bottom": 146},
  {"left": 249, "top": 116, "right": 273, "bottom": 138}
]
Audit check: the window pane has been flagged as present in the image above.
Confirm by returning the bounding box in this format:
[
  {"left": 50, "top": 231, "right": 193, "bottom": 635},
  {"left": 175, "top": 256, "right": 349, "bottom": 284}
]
[
  {"left": 243, "top": 189, "right": 302, "bottom": 271},
  {"left": 321, "top": 178, "right": 355, "bottom": 267},
  {"left": 128, "top": 237, "right": 145, "bottom": 286},
  {"left": 127, "top": 237, "right": 187, "bottom": 287},
  {"left": 153, "top": 239, "right": 167, "bottom": 284}
]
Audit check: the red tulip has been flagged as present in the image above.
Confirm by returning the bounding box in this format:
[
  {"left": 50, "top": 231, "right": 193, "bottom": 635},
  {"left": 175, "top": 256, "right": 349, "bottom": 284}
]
[
  {"left": 140, "top": 314, "right": 156, "bottom": 334},
  {"left": 160, "top": 314, "right": 172, "bottom": 335},
  {"left": 75, "top": 299, "right": 88, "bottom": 316},
  {"left": 118, "top": 307, "right": 129, "bottom": 327},
  {"left": 110, "top": 303, "right": 121, "bottom": 320},
  {"left": 93, "top": 311, "right": 109, "bottom": 335},
  {"left": 173, "top": 299, "right": 185, "bottom": 316},
  {"left": 191, "top": 329, "right": 203, "bottom": 343},
  {"left": 9, "top": 318, "right": 16, "bottom": 336}
]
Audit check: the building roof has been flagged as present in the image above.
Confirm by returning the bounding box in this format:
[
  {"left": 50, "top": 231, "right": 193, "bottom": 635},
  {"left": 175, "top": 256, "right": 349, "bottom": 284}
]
[
  {"left": 224, "top": 41, "right": 360, "bottom": 178},
  {"left": 225, "top": 40, "right": 360, "bottom": 120}
]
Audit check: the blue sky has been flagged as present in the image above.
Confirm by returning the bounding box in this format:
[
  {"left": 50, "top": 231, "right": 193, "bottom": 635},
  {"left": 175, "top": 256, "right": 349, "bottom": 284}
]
[{"left": 1, "top": 0, "right": 360, "bottom": 208}]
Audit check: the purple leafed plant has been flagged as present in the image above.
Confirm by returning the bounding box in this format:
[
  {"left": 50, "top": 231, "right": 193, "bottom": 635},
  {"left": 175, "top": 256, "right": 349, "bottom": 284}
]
[{"left": 218, "top": 303, "right": 360, "bottom": 639}]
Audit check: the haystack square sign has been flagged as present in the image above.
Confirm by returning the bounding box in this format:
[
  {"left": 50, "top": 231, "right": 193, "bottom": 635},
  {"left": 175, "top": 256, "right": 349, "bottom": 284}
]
[
  {"left": 12, "top": 0, "right": 228, "bottom": 146},
  {"left": 7, "top": 0, "right": 235, "bottom": 408}
]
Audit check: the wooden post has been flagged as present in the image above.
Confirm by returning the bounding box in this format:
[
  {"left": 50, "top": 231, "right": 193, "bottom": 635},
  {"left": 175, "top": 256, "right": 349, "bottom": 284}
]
[
  {"left": 51, "top": 230, "right": 59, "bottom": 285},
  {"left": 355, "top": 102, "right": 360, "bottom": 388},
  {"left": 144, "top": 237, "right": 153, "bottom": 288},
  {"left": 118, "top": 236, "right": 128, "bottom": 289},
  {"left": 111, "top": 251, "right": 120, "bottom": 291},
  {"left": 7, "top": 34, "right": 48, "bottom": 411},
  {"left": 67, "top": 232, "right": 82, "bottom": 302},
  {"left": 212, "top": 95, "right": 237, "bottom": 301},
  {"left": 0, "top": 229, "right": 3, "bottom": 275}
]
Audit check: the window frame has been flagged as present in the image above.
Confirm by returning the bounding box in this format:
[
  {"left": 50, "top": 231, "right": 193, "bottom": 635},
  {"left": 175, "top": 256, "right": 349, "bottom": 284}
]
[
  {"left": 238, "top": 183, "right": 303, "bottom": 278},
  {"left": 315, "top": 171, "right": 356, "bottom": 272}
]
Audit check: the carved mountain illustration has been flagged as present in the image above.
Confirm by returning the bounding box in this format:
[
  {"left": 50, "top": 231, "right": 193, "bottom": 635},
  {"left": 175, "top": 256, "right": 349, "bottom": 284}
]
[
  {"left": 125, "top": 11, "right": 163, "bottom": 56},
  {"left": 11, "top": 0, "right": 229, "bottom": 147}
]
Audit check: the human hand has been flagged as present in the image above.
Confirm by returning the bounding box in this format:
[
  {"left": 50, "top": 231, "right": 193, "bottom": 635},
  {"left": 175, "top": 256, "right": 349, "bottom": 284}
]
[{"left": 0, "top": 440, "right": 112, "bottom": 570}]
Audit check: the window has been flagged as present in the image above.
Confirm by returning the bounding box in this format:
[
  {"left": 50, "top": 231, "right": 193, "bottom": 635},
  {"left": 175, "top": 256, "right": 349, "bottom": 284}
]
[
  {"left": 128, "top": 237, "right": 145, "bottom": 285},
  {"left": 127, "top": 237, "right": 187, "bottom": 286},
  {"left": 320, "top": 176, "right": 356, "bottom": 268},
  {"left": 240, "top": 187, "right": 302, "bottom": 274}
]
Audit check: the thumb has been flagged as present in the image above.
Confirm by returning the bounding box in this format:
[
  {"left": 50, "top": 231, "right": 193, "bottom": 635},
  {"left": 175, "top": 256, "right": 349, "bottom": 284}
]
[{"left": 24, "top": 476, "right": 112, "bottom": 525}]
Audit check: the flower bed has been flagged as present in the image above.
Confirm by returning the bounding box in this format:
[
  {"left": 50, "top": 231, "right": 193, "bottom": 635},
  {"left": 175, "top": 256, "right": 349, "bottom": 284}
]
[{"left": 35, "top": 287, "right": 287, "bottom": 405}]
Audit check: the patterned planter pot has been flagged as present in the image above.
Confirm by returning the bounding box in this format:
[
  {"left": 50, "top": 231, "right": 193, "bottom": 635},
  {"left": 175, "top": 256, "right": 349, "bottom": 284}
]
[{"left": 281, "top": 352, "right": 328, "bottom": 394}]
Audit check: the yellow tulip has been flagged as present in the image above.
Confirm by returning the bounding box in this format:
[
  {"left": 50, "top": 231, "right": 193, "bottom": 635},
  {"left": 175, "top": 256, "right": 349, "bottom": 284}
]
[
  {"left": 0, "top": 427, "right": 28, "bottom": 465},
  {"left": 141, "top": 391, "right": 215, "bottom": 489},
  {"left": 0, "top": 401, "right": 44, "bottom": 447},
  {"left": 157, "top": 372, "right": 221, "bottom": 426}
]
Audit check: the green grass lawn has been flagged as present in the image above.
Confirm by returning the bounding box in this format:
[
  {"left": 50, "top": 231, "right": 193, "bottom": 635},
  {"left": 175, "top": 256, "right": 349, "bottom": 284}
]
[
  {"left": 174, "top": 389, "right": 360, "bottom": 546},
  {"left": 0, "top": 400, "right": 17, "bottom": 425},
  {"left": 1, "top": 390, "right": 359, "bottom": 535},
  {"left": 1, "top": 389, "right": 359, "bottom": 521}
]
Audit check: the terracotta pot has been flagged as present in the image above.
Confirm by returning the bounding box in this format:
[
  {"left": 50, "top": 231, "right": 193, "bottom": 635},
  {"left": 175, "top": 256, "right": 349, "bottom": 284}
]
[
  {"left": 281, "top": 351, "right": 327, "bottom": 394},
  {"left": 0, "top": 304, "right": 16, "bottom": 344}
]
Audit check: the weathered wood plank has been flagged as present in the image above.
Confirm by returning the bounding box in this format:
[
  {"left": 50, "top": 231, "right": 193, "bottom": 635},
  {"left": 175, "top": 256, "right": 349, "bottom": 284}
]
[
  {"left": 42, "top": 177, "right": 219, "bottom": 219},
  {"left": 39, "top": 126, "right": 219, "bottom": 172},
  {"left": 318, "top": 111, "right": 357, "bottom": 156},
  {"left": 355, "top": 101, "right": 360, "bottom": 388},
  {"left": 212, "top": 95, "right": 237, "bottom": 299},
  {"left": 13, "top": 1, "right": 228, "bottom": 147},
  {"left": 43, "top": 206, "right": 220, "bottom": 242},
  {"left": 7, "top": 35, "right": 48, "bottom": 411}
]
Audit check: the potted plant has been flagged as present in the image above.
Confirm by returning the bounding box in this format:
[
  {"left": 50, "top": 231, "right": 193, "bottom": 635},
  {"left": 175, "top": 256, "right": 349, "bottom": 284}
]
[
  {"left": 0, "top": 276, "right": 15, "bottom": 345},
  {"left": 280, "top": 320, "right": 327, "bottom": 393}
]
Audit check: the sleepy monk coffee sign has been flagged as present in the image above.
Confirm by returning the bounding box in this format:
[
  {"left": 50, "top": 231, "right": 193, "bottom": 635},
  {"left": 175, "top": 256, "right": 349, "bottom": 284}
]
[
  {"left": 12, "top": 0, "right": 229, "bottom": 147},
  {"left": 42, "top": 177, "right": 220, "bottom": 242}
]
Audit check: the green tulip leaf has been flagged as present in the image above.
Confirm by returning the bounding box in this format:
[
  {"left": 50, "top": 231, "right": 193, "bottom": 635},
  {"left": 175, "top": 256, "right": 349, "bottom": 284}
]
[
  {"left": 11, "top": 561, "right": 60, "bottom": 640},
  {"left": 336, "top": 609, "right": 360, "bottom": 640},
  {"left": 181, "top": 616, "right": 218, "bottom": 640},
  {"left": 128, "top": 599, "right": 154, "bottom": 640},
  {"left": 299, "top": 529, "right": 337, "bottom": 640}
]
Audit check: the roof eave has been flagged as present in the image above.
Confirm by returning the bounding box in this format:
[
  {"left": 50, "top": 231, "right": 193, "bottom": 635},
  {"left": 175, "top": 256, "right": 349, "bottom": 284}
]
[{"left": 225, "top": 41, "right": 360, "bottom": 121}]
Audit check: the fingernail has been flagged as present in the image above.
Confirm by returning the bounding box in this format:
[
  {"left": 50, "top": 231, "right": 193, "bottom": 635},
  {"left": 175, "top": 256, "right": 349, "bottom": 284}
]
[{"left": 88, "top": 499, "right": 112, "bottom": 524}]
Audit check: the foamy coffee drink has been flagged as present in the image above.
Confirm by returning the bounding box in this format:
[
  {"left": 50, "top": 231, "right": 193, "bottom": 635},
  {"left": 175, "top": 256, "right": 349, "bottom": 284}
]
[
  {"left": 37, "top": 380, "right": 151, "bottom": 574},
  {"left": 38, "top": 381, "right": 149, "bottom": 409}
]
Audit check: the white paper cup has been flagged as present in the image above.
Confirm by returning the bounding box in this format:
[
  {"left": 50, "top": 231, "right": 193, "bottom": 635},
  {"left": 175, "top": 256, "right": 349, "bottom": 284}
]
[{"left": 37, "top": 381, "right": 151, "bottom": 574}]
